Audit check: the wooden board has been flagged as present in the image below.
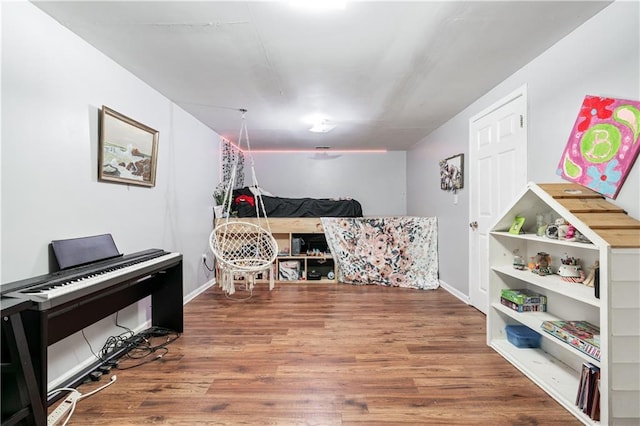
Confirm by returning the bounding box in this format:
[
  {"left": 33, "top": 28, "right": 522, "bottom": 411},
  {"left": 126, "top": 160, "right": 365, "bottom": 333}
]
[
  {"left": 535, "top": 182, "right": 639, "bottom": 248},
  {"left": 218, "top": 217, "right": 325, "bottom": 233},
  {"left": 553, "top": 198, "right": 626, "bottom": 214},
  {"left": 538, "top": 183, "right": 603, "bottom": 199},
  {"left": 594, "top": 229, "right": 640, "bottom": 248},
  {"left": 573, "top": 213, "right": 640, "bottom": 230}
]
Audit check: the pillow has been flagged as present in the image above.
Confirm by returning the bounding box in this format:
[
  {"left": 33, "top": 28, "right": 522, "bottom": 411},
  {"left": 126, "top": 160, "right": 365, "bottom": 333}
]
[{"left": 248, "top": 186, "right": 273, "bottom": 197}]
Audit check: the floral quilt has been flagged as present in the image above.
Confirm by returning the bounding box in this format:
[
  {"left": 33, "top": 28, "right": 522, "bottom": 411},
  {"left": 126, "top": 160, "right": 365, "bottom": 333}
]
[{"left": 321, "top": 217, "right": 439, "bottom": 290}]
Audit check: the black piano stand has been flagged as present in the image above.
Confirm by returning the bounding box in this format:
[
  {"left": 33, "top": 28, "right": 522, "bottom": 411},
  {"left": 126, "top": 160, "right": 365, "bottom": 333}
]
[{"left": 1, "top": 298, "right": 46, "bottom": 426}]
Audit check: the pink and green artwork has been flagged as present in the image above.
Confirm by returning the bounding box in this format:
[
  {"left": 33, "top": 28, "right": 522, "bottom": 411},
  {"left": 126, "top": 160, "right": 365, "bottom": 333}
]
[{"left": 557, "top": 95, "right": 640, "bottom": 199}]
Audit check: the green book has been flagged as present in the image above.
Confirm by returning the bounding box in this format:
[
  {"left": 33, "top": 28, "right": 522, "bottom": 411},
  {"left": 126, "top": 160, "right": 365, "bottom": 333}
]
[{"left": 501, "top": 289, "right": 547, "bottom": 305}]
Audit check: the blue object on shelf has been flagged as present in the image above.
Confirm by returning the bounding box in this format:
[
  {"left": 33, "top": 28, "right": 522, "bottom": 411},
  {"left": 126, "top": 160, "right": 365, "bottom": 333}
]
[{"left": 506, "top": 325, "right": 541, "bottom": 348}]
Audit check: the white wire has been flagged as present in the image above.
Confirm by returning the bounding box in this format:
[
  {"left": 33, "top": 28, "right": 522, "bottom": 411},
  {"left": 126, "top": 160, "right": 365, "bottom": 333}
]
[
  {"left": 61, "top": 401, "right": 77, "bottom": 426},
  {"left": 47, "top": 376, "right": 117, "bottom": 426}
]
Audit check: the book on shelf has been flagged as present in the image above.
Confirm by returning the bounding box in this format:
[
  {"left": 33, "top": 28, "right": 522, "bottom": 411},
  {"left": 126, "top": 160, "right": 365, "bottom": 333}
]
[
  {"left": 500, "top": 289, "right": 547, "bottom": 305},
  {"left": 541, "top": 320, "right": 600, "bottom": 361},
  {"left": 500, "top": 297, "right": 547, "bottom": 312},
  {"left": 576, "top": 362, "right": 600, "bottom": 421}
]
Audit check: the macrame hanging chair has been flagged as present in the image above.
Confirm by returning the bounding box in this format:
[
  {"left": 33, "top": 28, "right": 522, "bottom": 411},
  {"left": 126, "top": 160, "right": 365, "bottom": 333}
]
[{"left": 209, "top": 109, "right": 278, "bottom": 297}]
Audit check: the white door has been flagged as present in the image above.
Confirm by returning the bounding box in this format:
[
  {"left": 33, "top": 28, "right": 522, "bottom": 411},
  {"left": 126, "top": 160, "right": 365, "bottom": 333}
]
[{"left": 469, "top": 86, "right": 528, "bottom": 314}]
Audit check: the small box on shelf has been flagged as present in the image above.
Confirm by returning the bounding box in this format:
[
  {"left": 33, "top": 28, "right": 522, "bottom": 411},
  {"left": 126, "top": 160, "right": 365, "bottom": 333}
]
[
  {"left": 501, "top": 289, "right": 547, "bottom": 305},
  {"left": 500, "top": 297, "right": 546, "bottom": 312},
  {"left": 505, "top": 325, "right": 542, "bottom": 348}
]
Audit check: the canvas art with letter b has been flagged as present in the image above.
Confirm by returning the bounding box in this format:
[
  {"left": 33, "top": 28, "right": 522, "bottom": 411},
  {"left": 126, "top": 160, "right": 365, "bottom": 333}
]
[{"left": 557, "top": 95, "right": 640, "bottom": 199}]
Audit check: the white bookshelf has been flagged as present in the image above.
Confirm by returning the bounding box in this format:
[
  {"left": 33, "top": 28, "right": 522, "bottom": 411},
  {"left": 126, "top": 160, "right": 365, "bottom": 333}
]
[{"left": 487, "top": 182, "right": 640, "bottom": 425}]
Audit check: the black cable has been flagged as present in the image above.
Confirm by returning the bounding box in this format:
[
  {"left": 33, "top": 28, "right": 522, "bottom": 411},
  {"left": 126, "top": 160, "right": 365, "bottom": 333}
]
[
  {"left": 203, "top": 256, "right": 215, "bottom": 272},
  {"left": 114, "top": 311, "right": 134, "bottom": 336},
  {"left": 81, "top": 330, "right": 102, "bottom": 362},
  {"left": 115, "top": 347, "right": 168, "bottom": 370},
  {"left": 80, "top": 318, "right": 180, "bottom": 373},
  {"left": 113, "top": 327, "right": 180, "bottom": 370}
]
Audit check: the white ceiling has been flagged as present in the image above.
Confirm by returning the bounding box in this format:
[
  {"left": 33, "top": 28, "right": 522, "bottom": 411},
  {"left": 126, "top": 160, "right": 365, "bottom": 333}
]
[{"left": 33, "top": 1, "right": 611, "bottom": 151}]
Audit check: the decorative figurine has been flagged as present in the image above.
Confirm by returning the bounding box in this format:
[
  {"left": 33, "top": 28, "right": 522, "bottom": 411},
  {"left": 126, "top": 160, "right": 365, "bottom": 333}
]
[
  {"left": 533, "top": 252, "right": 552, "bottom": 276},
  {"left": 558, "top": 253, "right": 585, "bottom": 282}
]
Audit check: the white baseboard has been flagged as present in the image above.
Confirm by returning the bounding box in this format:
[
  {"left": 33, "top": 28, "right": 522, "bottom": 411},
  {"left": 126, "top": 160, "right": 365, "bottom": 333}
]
[
  {"left": 183, "top": 278, "right": 215, "bottom": 304},
  {"left": 439, "top": 280, "right": 470, "bottom": 305}
]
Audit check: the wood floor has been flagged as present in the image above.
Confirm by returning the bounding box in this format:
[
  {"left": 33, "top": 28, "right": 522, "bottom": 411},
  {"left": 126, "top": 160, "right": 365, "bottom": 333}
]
[{"left": 53, "top": 283, "right": 581, "bottom": 425}]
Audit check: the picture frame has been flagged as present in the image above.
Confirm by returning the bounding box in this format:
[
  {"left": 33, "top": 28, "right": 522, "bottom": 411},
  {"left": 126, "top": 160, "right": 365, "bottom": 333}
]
[
  {"left": 509, "top": 216, "right": 526, "bottom": 235},
  {"left": 440, "top": 153, "right": 464, "bottom": 193},
  {"left": 98, "top": 105, "right": 159, "bottom": 187}
]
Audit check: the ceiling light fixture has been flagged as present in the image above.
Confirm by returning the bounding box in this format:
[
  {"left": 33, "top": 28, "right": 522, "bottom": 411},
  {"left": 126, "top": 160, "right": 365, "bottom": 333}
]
[{"left": 309, "top": 120, "right": 337, "bottom": 133}]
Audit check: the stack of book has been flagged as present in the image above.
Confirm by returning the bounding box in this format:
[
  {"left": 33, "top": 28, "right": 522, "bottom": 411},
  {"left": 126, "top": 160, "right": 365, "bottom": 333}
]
[
  {"left": 540, "top": 320, "right": 600, "bottom": 361},
  {"left": 500, "top": 289, "right": 547, "bottom": 312},
  {"left": 576, "top": 362, "right": 600, "bottom": 421}
]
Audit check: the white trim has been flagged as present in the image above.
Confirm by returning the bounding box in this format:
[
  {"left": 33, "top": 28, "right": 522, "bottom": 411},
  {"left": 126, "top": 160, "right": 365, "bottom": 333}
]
[
  {"left": 439, "top": 280, "right": 471, "bottom": 305},
  {"left": 470, "top": 83, "right": 528, "bottom": 123},
  {"left": 184, "top": 279, "right": 215, "bottom": 304}
]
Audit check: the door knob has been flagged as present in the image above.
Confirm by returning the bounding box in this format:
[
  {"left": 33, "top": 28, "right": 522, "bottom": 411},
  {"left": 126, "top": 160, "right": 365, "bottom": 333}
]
[{"left": 469, "top": 221, "right": 478, "bottom": 230}]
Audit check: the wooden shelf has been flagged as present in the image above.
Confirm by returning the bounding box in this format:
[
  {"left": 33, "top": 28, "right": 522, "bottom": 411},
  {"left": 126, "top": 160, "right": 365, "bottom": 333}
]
[{"left": 216, "top": 218, "right": 338, "bottom": 284}]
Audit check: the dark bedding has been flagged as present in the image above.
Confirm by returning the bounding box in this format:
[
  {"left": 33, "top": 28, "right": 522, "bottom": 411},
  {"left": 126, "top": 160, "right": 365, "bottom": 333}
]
[{"left": 232, "top": 188, "right": 363, "bottom": 218}]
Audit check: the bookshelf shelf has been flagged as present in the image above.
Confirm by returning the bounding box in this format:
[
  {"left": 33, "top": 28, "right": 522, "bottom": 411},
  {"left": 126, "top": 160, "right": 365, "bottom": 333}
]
[
  {"left": 492, "top": 265, "right": 600, "bottom": 307},
  {"left": 492, "top": 302, "right": 601, "bottom": 368},
  {"left": 487, "top": 182, "right": 640, "bottom": 425},
  {"left": 491, "top": 231, "right": 600, "bottom": 251},
  {"left": 490, "top": 340, "right": 594, "bottom": 425}
]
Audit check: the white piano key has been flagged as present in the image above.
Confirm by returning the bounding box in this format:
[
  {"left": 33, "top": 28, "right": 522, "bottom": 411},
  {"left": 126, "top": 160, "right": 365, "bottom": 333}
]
[{"left": 5, "top": 252, "right": 181, "bottom": 303}]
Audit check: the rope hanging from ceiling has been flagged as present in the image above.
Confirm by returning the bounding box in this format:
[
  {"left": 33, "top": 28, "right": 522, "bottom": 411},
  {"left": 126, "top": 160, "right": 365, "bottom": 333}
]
[{"left": 209, "top": 109, "right": 278, "bottom": 298}]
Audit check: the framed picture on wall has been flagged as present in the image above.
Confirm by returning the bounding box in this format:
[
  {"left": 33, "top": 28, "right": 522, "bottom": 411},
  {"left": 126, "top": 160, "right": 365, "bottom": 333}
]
[
  {"left": 556, "top": 95, "right": 640, "bottom": 199},
  {"left": 98, "top": 105, "right": 159, "bottom": 187},
  {"left": 440, "top": 153, "right": 464, "bottom": 193}
]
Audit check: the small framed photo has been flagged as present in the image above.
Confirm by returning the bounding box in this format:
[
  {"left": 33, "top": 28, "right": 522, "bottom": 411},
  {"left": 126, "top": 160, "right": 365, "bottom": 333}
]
[
  {"left": 440, "top": 153, "right": 464, "bottom": 193},
  {"left": 509, "top": 216, "right": 526, "bottom": 235},
  {"left": 98, "top": 106, "right": 159, "bottom": 187}
]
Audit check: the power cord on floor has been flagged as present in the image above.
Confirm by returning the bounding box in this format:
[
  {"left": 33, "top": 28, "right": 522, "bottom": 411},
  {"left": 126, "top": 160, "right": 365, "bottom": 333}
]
[
  {"left": 79, "top": 315, "right": 180, "bottom": 377},
  {"left": 114, "top": 326, "right": 180, "bottom": 370},
  {"left": 48, "top": 376, "right": 117, "bottom": 426}
]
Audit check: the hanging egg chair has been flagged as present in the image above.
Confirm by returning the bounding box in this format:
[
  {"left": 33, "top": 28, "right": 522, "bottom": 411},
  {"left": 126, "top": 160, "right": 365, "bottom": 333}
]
[{"left": 209, "top": 109, "right": 278, "bottom": 296}]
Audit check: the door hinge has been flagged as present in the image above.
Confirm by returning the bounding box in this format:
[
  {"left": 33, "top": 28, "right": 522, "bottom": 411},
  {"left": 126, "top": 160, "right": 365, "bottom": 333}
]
[{"left": 520, "top": 115, "right": 524, "bottom": 128}]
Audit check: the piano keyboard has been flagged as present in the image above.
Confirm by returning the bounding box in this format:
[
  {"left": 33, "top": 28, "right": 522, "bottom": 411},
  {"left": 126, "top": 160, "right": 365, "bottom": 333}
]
[{"left": 4, "top": 251, "right": 181, "bottom": 304}]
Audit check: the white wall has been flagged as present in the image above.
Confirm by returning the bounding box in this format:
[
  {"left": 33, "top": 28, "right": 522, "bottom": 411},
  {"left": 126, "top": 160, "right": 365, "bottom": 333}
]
[
  {"left": 1, "top": 2, "right": 218, "bottom": 387},
  {"left": 249, "top": 151, "right": 407, "bottom": 216},
  {"left": 407, "top": 0, "right": 639, "bottom": 297}
]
